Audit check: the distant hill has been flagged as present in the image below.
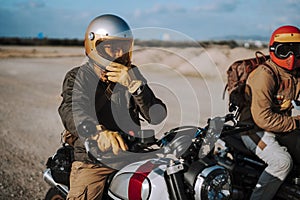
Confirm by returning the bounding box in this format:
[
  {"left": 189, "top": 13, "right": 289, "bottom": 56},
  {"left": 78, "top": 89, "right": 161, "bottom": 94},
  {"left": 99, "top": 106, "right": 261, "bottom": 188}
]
[
  {"left": 0, "top": 37, "right": 83, "bottom": 46},
  {"left": 0, "top": 37, "right": 242, "bottom": 48},
  {"left": 212, "top": 35, "right": 269, "bottom": 43}
]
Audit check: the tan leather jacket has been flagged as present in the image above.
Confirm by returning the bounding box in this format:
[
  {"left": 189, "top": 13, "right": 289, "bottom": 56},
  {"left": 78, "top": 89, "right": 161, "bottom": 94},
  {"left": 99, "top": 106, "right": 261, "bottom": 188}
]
[{"left": 240, "top": 59, "right": 300, "bottom": 134}]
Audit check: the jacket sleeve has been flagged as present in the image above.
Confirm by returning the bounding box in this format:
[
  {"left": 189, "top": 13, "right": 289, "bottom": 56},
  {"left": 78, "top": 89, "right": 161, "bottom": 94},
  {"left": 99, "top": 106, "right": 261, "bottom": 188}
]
[
  {"left": 247, "top": 66, "right": 298, "bottom": 133},
  {"left": 58, "top": 67, "right": 98, "bottom": 137},
  {"left": 130, "top": 66, "right": 167, "bottom": 125},
  {"left": 132, "top": 84, "right": 167, "bottom": 125}
]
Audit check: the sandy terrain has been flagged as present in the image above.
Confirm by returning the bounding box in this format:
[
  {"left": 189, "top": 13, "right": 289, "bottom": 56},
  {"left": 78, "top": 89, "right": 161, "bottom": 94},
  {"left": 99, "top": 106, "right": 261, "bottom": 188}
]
[{"left": 0, "top": 44, "right": 266, "bottom": 199}]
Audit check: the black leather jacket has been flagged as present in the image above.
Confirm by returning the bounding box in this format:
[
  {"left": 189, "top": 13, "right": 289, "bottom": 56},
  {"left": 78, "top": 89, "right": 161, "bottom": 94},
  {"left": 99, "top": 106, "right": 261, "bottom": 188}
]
[{"left": 58, "top": 60, "right": 167, "bottom": 162}]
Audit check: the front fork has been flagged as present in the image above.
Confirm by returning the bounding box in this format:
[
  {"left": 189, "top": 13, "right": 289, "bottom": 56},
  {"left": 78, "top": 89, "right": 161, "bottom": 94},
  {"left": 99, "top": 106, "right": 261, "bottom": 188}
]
[{"left": 165, "top": 160, "right": 188, "bottom": 200}]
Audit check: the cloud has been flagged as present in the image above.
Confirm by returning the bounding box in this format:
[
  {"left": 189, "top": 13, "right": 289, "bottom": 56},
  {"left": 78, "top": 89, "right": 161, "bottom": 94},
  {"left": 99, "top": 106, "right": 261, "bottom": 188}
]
[
  {"left": 15, "top": 0, "right": 46, "bottom": 9},
  {"left": 131, "top": 3, "right": 188, "bottom": 28},
  {"left": 193, "top": 0, "right": 239, "bottom": 13},
  {"left": 134, "top": 3, "right": 186, "bottom": 17},
  {"left": 1, "top": 0, "right": 298, "bottom": 40},
  {"left": 0, "top": 5, "right": 90, "bottom": 38},
  {"left": 135, "top": 0, "right": 239, "bottom": 16},
  {"left": 259, "top": 0, "right": 300, "bottom": 32}
]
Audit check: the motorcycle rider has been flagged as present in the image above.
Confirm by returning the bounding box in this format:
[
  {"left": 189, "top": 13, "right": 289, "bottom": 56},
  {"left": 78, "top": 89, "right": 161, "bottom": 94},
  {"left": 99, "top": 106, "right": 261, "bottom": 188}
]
[
  {"left": 58, "top": 14, "right": 167, "bottom": 199},
  {"left": 240, "top": 25, "right": 300, "bottom": 199}
]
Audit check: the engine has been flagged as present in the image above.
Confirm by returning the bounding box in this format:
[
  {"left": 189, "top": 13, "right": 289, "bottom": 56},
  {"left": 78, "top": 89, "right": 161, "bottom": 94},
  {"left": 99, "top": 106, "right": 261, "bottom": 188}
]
[{"left": 184, "top": 160, "right": 232, "bottom": 200}]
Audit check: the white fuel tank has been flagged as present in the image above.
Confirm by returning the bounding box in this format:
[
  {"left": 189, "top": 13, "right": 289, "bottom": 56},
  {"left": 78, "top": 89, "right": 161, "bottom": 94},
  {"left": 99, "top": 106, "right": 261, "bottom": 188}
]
[{"left": 108, "top": 158, "right": 171, "bottom": 200}]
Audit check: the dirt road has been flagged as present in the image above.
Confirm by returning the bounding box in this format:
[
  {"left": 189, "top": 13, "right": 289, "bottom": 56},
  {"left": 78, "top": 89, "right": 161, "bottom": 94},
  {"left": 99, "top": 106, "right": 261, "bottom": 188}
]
[
  {"left": 0, "top": 45, "right": 261, "bottom": 199},
  {"left": 0, "top": 53, "right": 85, "bottom": 199}
]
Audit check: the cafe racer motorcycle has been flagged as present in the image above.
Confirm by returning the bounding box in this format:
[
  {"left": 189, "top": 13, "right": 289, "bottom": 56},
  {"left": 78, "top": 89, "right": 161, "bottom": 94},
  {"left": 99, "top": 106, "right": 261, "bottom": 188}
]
[{"left": 43, "top": 110, "right": 300, "bottom": 199}]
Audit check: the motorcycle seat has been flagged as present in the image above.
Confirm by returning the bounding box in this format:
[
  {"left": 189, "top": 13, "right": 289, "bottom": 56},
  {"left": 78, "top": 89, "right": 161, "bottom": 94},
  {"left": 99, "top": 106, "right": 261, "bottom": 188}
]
[{"left": 223, "top": 134, "right": 256, "bottom": 158}]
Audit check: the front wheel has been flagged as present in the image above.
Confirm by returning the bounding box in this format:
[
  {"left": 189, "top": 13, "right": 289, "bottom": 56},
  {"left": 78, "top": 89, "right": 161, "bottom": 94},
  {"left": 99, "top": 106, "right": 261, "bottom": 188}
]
[
  {"left": 45, "top": 187, "right": 66, "bottom": 200},
  {"left": 194, "top": 166, "right": 232, "bottom": 200}
]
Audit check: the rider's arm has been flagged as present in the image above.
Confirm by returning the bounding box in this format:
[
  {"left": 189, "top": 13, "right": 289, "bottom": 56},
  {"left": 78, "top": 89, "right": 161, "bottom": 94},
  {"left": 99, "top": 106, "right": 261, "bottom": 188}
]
[
  {"left": 130, "top": 66, "right": 167, "bottom": 125},
  {"left": 248, "top": 66, "right": 299, "bottom": 133},
  {"left": 58, "top": 66, "right": 99, "bottom": 138},
  {"left": 132, "top": 83, "right": 167, "bottom": 125}
]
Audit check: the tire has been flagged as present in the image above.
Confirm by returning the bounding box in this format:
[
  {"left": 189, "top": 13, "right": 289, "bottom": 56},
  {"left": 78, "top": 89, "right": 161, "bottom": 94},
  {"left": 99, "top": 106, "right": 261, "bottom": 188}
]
[{"left": 45, "top": 187, "right": 66, "bottom": 200}]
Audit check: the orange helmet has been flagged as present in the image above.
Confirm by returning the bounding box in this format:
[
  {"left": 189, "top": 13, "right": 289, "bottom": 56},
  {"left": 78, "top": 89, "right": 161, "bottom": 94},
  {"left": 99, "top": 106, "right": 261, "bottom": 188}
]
[
  {"left": 84, "top": 14, "right": 133, "bottom": 68},
  {"left": 269, "top": 25, "right": 300, "bottom": 71}
]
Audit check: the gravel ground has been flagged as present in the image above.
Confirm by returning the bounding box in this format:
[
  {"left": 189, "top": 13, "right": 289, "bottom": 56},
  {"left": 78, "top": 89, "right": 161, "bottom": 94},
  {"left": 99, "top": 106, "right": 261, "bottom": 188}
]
[
  {"left": 0, "top": 51, "right": 84, "bottom": 199},
  {"left": 0, "top": 45, "right": 262, "bottom": 199}
]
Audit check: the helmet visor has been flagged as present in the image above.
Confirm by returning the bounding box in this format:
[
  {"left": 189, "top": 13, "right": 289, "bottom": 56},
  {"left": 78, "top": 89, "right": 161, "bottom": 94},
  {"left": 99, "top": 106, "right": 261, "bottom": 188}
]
[
  {"left": 272, "top": 43, "right": 300, "bottom": 59},
  {"left": 96, "top": 39, "right": 132, "bottom": 55},
  {"left": 95, "top": 38, "right": 133, "bottom": 65}
]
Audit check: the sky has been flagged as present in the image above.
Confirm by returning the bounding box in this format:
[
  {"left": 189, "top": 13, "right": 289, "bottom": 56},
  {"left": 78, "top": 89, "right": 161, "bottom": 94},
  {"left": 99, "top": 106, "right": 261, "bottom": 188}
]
[{"left": 0, "top": 0, "right": 299, "bottom": 41}]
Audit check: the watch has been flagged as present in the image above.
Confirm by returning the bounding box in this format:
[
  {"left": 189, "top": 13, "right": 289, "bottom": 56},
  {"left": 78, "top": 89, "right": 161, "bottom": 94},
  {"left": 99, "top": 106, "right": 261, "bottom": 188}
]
[{"left": 128, "top": 80, "right": 143, "bottom": 94}]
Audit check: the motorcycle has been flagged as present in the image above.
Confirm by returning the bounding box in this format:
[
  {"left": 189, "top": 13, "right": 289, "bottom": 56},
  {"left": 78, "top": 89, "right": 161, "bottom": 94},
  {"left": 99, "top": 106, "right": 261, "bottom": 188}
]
[{"left": 43, "top": 109, "right": 300, "bottom": 199}]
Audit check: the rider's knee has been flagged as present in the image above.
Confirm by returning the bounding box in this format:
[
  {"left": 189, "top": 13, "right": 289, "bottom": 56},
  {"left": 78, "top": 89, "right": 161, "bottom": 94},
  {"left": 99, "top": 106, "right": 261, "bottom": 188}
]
[{"left": 270, "top": 152, "right": 293, "bottom": 176}]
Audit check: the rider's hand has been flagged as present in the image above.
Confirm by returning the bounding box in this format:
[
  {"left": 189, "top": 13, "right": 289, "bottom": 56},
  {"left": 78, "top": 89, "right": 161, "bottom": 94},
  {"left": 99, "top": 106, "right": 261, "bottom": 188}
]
[
  {"left": 91, "top": 130, "right": 128, "bottom": 155},
  {"left": 106, "top": 63, "right": 142, "bottom": 93}
]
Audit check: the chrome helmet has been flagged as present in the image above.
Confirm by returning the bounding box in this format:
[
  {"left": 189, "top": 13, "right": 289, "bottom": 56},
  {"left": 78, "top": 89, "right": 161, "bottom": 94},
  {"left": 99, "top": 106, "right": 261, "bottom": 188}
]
[{"left": 84, "top": 14, "right": 133, "bottom": 67}]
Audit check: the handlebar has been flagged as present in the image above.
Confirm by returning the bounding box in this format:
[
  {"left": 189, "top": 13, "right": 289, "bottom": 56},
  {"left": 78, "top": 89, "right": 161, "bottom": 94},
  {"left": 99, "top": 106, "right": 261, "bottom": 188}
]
[
  {"left": 206, "top": 113, "right": 254, "bottom": 137},
  {"left": 222, "top": 121, "right": 254, "bottom": 137},
  {"left": 80, "top": 113, "right": 254, "bottom": 164},
  {"left": 84, "top": 125, "right": 200, "bottom": 164}
]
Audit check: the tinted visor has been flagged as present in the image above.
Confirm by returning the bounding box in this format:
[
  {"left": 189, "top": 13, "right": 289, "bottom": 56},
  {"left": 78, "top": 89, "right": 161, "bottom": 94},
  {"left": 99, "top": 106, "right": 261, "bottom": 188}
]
[
  {"left": 96, "top": 39, "right": 132, "bottom": 55},
  {"left": 272, "top": 42, "right": 300, "bottom": 59},
  {"left": 95, "top": 39, "right": 133, "bottom": 66}
]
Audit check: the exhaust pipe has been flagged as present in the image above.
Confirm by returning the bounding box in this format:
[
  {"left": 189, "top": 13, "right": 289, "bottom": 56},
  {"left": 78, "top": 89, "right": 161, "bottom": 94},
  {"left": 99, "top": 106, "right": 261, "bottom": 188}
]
[{"left": 43, "top": 168, "right": 69, "bottom": 197}]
